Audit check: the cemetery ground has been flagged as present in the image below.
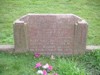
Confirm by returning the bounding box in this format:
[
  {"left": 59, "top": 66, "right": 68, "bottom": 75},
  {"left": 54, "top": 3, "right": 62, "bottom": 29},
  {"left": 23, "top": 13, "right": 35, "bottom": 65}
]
[
  {"left": 0, "top": 50, "right": 100, "bottom": 75},
  {"left": 0, "top": 0, "right": 100, "bottom": 75}
]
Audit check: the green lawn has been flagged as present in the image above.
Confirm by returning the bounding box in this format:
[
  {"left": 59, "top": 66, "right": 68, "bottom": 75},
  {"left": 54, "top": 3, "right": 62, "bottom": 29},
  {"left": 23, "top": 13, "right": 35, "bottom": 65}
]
[
  {"left": 0, "top": 50, "right": 100, "bottom": 75},
  {"left": 0, "top": 0, "right": 100, "bottom": 75},
  {"left": 0, "top": 0, "right": 100, "bottom": 45}
]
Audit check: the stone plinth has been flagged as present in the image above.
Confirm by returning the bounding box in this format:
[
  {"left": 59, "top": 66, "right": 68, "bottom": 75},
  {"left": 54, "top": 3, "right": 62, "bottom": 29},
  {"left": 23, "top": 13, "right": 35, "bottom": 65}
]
[{"left": 13, "top": 14, "right": 88, "bottom": 55}]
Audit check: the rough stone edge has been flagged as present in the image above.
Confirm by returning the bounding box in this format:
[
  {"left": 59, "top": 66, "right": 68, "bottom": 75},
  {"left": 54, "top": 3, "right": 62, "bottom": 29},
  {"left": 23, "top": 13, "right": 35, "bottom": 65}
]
[
  {"left": 0, "top": 45, "right": 100, "bottom": 53},
  {"left": 13, "top": 20, "right": 29, "bottom": 52}
]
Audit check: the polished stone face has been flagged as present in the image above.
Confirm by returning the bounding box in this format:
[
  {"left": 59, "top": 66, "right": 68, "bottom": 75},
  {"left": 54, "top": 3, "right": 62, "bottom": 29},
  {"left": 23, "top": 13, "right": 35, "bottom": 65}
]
[{"left": 14, "top": 14, "right": 88, "bottom": 55}]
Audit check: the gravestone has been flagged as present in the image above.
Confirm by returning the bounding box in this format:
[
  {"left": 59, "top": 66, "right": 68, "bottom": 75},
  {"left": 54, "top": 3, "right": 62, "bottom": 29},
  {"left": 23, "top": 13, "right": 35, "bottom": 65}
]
[{"left": 13, "top": 14, "right": 88, "bottom": 55}]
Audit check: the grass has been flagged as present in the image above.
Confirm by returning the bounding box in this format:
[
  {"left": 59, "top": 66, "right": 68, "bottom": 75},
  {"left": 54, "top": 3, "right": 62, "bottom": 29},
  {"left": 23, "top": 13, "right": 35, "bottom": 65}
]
[
  {"left": 0, "top": 0, "right": 100, "bottom": 45},
  {"left": 0, "top": 50, "right": 100, "bottom": 75},
  {"left": 0, "top": 0, "right": 100, "bottom": 75}
]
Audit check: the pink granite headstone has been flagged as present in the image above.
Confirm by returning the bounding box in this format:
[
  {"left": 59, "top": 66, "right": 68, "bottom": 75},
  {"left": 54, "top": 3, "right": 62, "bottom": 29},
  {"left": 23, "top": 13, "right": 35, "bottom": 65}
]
[{"left": 13, "top": 14, "right": 88, "bottom": 55}]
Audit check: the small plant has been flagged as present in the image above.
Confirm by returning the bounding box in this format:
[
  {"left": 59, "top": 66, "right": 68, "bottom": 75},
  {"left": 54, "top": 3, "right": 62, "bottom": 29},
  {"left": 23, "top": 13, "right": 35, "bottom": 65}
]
[{"left": 34, "top": 53, "right": 41, "bottom": 58}]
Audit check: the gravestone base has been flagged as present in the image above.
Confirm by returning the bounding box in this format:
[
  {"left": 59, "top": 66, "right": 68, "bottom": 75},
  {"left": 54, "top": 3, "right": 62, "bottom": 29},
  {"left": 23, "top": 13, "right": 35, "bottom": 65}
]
[{"left": 0, "top": 45, "right": 99, "bottom": 54}]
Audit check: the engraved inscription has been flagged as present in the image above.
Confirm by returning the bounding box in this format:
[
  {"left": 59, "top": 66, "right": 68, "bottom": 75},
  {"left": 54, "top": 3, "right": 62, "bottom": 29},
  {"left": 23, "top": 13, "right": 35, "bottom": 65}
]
[{"left": 28, "top": 15, "right": 74, "bottom": 53}]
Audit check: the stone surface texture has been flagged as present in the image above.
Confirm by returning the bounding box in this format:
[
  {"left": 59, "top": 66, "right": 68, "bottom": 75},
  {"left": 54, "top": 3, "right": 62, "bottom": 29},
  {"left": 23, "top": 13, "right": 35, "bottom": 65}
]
[{"left": 13, "top": 14, "right": 88, "bottom": 55}]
